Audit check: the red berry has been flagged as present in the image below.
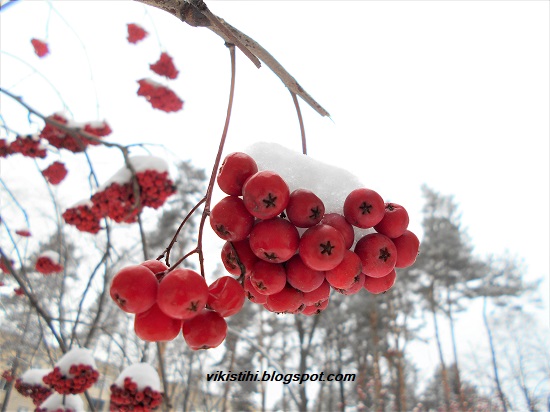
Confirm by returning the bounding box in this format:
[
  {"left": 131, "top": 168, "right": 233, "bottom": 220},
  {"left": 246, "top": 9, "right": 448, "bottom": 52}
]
[
  {"left": 31, "top": 38, "right": 49, "bottom": 57},
  {"left": 299, "top": 224, "right": 346, "bottom": 271},
  {"left": 150, "top": 52, "right": 179, "bottom": 79},
  {"left": 335, "top": 273, "right": 365, "bottom": 295},
  {"left": 374, "top": 203, "right": 409, "bottom": 238},
  {"left": 110, "top": 265, "right": 158, "bottom": 314},
  {"left": 285, "top": 189, "right": 325, "bottom": 228},
  {"left": 250, "top": 260, "right": 287, "bottom": 296},
  {"left": 242, "top": 171, "right": 290, "bottom": 219},
  {"left": 182, "top": 309, "right": 227, "bottom": 350},
  {"left": 364, "top": 269, "right": 397, "bottom": 294},
  {"left": 325, "top": 249, "right": 363, "bottom": 290},
  {"left": 157, "top": 268, "right": 208, "bottom": 319},
  {"left": 207, "top": 276, "right": 245, "bottom": 317},
  {"left": 140, "top": 259, "right": 168, "bottom": 281},
  {"left": 302, "top": 280, "right": 331, "bottom": 306},
  {"left": 134, "top": 303, "right": 182, "bottom": 342},
  {"left": 209, "top": 196, "right": 254, "bottom": 241},
  {"left": 344, "top": 188, "right": 385, "bottom": 228},
  {"left": 249, "top": 218, "right": 299, "bottom": 263},
  {"left": 321, "top": 213, "right": 355, "bottom": 249},
  {"left": 392, "top": 230, "right": 420, "bottom": 268},
  {"left": 301, "top": 299, "right": 330, "bottom": 316},
  {"left": 265, "top": 285, "right": 303, "bottom": 313},
  {"left": 243, "top": 276, "right": 268, "bottom": 304},
  {"left": 285, "top": 254, "right": 325, "bottom": 293},
  {"left": 217, "top": 152, "right": 258, "bottom": 196},
  {"left": 220, "top": 239, "right": 258, "bottom": 277},
  {"left": 127, "top": 23, "right": 148, "bottom": 44},
  {"left": 354, "top": 233, "right": 397, "bottom": 278}
]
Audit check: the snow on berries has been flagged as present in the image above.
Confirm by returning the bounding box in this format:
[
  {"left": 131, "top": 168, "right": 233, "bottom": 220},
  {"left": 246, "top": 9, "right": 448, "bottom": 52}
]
[
  {"left": 127, "top": 23, "right": 148, "bottom": 44},
  {"left": 137, "top": 78, "right": 183, "bottom": 113},
  {"left": 208, "top": 142, "right": 420, "bottom": 317},
  {"left": 35, "top": 251, "right": 64, "bottom": 274},
  {"left": 42, "top": 161, "right": 68, "bottom": 185},
  {"left": 39, "top": 113, "right": 112, "bottom": 153},
  {"left": 42, "top": 348, "right": 99, "bottom": 395},
  {"left": 62, "top": 156, "right": 176, "bottom": 232},
  {"left": 31, "top": 38, "right": 49, "bottom": 57},
  {"left": 36, "top": 393, "right": 84, "bottom": 412},
  {"left": 110, "top": 363, "right": 163, "bottom": 411},
  {"left": 150, "top": 52, "right": 179, "bottom": 79},
  {"left": 15, "top": 369, "right": 53, "bottom": 406}
]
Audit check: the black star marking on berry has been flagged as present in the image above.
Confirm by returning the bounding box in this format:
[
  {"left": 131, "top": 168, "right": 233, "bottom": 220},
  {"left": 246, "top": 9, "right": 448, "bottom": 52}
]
[
  {"left": 320, "top": 241, "right": 335, "bottom": 255},
  {"left": 189, "top": 301, "right": 200, "bottom": 312},
  {"left": 216, "top": 225, "right": 230, "bottom": 236},
  {"left": 359, "top": 201, "right": 372, "bottom": 215},
  {"left": 309, "top": 206, "right": 321, "bottom": 220},
  {"left": 262, "top": 193, "right": 277, "bottom": 208},
  {"left": 264, "top": 252, "right": 278, "bottom": 260},
  {"left": 379, "top": 247, "right": 391, "bottom": 262},
  {"left": 385, "top": 203, "right": 395, "bottom": 211}
]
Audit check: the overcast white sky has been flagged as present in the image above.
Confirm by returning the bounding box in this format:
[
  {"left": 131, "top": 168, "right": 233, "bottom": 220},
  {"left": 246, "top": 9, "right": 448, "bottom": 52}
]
[{"left": 1, "top": 0, "right": 549, "bottom": 403}]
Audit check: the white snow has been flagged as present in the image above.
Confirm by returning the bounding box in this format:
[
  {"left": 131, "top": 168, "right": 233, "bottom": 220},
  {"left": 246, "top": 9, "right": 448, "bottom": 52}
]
[
  {"left": 140, "top": 78, "right": 164, "bottom": 88},
  {"left": 99, "top": 156, "right": 170, "bottom": 190},
  {"left": 55, "top": 347, "right": 96, "bottom": 375},
  {"left": 114, "top": 363, "right": 161, "bottom": 391},
  {"left": 39, "top": 393, "right": 84, "bottom": 411},
  {"left": 244, "top": 142, "right": 376, "bottom": 244},
  {"left": 39, "top": 251, "right": 60, "bottom": 264},
  {"left": 244, "top": 142, "right": 364, "bottom": 215},
  {"left": 20, "top": 368, "right": 50, "bottom": 385}
]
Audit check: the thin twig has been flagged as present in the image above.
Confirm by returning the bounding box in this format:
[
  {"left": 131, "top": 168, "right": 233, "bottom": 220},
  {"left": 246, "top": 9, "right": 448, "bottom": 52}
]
[{"left": 290, "top": 91, "right": 307, "bottom": 155}]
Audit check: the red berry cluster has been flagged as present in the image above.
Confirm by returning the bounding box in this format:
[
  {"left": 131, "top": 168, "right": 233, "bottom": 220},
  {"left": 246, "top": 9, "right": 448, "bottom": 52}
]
[
  {"left": 8, "top": 135, "right": 47, "bottom": 158},
  {"left": 149, "top": 52, "right": 179, "bottom": 80},
  {"left": 2, "top": 370, "right": 13, "bottom": 382},
  {"left": 127, "top": 23, "right": 148, "bottom": 44},
  {"left": 62, "top": 202, "right": 102, "bottom": 234},
  {"left": 42, "top": 364, "right": 99, "bottom": 395},
  {"left": 63, "top": 169, "right": 176, "bottom": 232},
  {"left": 137, "top": 79, "right": 183, "bottom": 113},
  {"left": 110, "top": 260, "right": 241, "bottom": 350},
  {"left": 110, "top": 377, "right": 163, "bottom": 411},
  {"left": 40, "top": 114, "right": 111, "bottom": 153},
  {"left": 16, "top": 229, "right": 32, "bottom": 237},
  {"left": 15, "top": 378, "right": 52, "bottom": 406},
  {"left": 213, "top": 152, "right": 420, "bottom": 315},
  {"left": 42, "top": 161, "right": 68, "bottom": 185},
  {"left": 31, "top": 38, "right": 49, "bottom": 57},
  {"left": 1, "top": 139, "right": 12, "bottom": 157},
  {"left": 35, "top": 255, "right": 64, "bottom": 275}
]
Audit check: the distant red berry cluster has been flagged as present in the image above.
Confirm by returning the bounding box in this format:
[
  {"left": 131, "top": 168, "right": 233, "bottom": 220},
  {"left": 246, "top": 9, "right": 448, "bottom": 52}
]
[
  {"left": 110, "top": 377, "right": 163, "bottom": 411},
  {"left": 63, "top": 168, "right": 176, "bottom": 233},
  {"left": 42, "top": 364, "right": 99, "bottom": 395},
  {"left": 2, "top": 370, "right": 13, "bottom": 382},
  {"left": 7, "top": 135, "right": 47, "bottom": 158},
  {"left": 31, "top": 38, "right": 49, "bottom": 57},
  {"left": 40, "top": 114, "right": 111, "bottom": 153},
  {"left": 127, "top": 23, "right": 148, "bottom": 44},
  {"left": 35, "top": 255, "right": 64, "bottom": 275},
  {"left": 15, "top": 229, "right": 32, "bottom": 237},
  {"left": 62, "top": 202, "right": 102, "bottom": 234},
  {"left": 137, "top": 79, "right": 183, "bottom": 113},
  {"left": 15, "top": 378, "right": 52, "bottom": 406},
  {"left": 42, "top": 161, "right": 68, "bottom": 185},
  {"left": 150, "top": 52, "right": 179, "bottom": 80}
]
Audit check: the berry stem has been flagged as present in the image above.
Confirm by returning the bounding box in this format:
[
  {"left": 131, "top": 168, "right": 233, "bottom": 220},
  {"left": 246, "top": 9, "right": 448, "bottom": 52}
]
[
  {"left": 196, "top": 43, "right": 237, "bottom": 278},
  {"left": 290, "top": 91, "right": 307, "bottom": 155}
]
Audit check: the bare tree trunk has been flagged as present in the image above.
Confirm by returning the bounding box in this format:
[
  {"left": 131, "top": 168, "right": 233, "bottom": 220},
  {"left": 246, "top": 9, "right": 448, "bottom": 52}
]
[
  {"left": 369, "top": 310, "right": 384, "bottom": 412},
  {"left": 447, "top": 291, "right": 466, "bottom": 412},
  {"left": 221, "top": 339, "right": 237, "bottom": 411},
  {"left": 429, "top": 283, "right": 452, "bottom": 412},
  {"left": 482, "top": 297, "right": 508, "bottom": 412}
]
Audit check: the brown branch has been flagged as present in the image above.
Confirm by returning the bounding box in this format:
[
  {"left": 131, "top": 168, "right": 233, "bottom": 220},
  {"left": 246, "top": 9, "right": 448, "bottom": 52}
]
[
  {"left": 133, "top": 0, "right": 329, "bottom": 117},
  {"left": 290, "top": 91, "right": 307, "bottom": 155}
]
